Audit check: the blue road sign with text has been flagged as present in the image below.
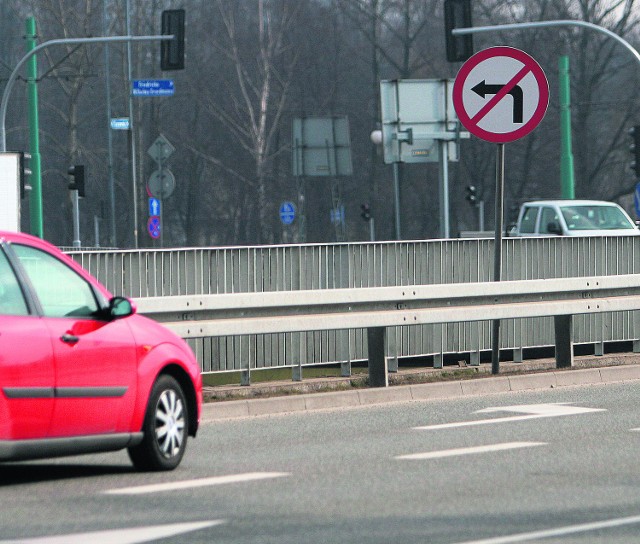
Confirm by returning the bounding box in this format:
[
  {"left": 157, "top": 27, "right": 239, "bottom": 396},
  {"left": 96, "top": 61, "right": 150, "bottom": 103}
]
[{"left": 133, "top": 79, "right": 175, "bottom": 97}]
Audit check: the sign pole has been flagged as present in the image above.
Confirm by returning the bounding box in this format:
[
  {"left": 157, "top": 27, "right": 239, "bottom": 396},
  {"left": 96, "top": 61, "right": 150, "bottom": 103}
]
[
  {"left": 452, "top": 46, "right": 549, "bottom": 374},
  {"left": 491, "top": 143, "right": 505, "bottom": 374},
  {"left": 438, "top": 139, "right": 451, "bottom": 238}
]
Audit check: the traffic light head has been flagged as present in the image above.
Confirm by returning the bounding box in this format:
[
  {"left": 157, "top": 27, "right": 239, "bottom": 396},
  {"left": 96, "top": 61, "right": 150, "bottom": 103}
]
[
  {"left": 360, "top": 203, "right": 371, "bottom": 221},
  {"left": 465, "top": 184, "right": 477, "bottom": 204},
  {"left": 68, "top": 165, "right": 85, "bottom": 198},
  {"left": 19, "top": 152, "right": 32, "bottom": 199},
  {"left": 444, "top": 0, "right": 473, "bottom": 63},
  {"left": 161, "top": 9, "right": 185, "bottom": 71}
]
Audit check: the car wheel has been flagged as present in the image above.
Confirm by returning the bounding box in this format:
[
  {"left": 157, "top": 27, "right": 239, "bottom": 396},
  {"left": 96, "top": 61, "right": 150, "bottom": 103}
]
[{"left": 128, "top": 374, "right": 188, "bottom": 471}]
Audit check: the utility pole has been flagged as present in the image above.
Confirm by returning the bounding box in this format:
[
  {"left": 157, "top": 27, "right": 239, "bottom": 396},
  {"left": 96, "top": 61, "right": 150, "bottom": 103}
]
[{"left": 25, "top": 17, "right": 43, "bottom": 238}]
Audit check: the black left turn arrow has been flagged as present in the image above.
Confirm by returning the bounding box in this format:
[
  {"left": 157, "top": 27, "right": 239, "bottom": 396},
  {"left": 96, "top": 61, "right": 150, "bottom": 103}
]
[{"left": 472, "top": 80, "right": 523, "bottom": 123}]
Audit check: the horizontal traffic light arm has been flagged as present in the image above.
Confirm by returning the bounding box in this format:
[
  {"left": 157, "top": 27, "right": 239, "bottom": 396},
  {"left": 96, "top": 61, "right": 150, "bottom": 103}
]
[
  {"left": 0, "top": 34, "right": 173, "bottom": 152},
  {"left": 452, "top": 19, "right": 640, "bottom": 66}
]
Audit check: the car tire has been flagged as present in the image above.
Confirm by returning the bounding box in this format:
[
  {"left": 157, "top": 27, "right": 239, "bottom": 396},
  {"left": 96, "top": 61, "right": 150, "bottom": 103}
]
[{"left": 128, "top": 374, "right": 188, "bottom": 471}]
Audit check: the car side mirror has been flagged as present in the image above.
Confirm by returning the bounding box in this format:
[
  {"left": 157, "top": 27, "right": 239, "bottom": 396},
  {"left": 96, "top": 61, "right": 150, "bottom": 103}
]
[
  {"left": 547, "top": 221, "right": 563, "bottom": 235},
  {"left": 109, "top": 296, "right": 135, "bottom": 319}
]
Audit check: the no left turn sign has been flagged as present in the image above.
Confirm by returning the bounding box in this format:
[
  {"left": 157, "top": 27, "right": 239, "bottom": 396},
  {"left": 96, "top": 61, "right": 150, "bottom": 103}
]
[{"left": 453, "top": 46, "right": 549, "bottom": 143}]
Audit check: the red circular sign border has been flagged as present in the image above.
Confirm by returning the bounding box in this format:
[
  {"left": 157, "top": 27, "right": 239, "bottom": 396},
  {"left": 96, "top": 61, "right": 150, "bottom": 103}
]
[
  {"left": 453, "top": 46, "right": 549, "bottom": 144},
  {"left": 147, "top": 215, "right": 161, "bottom": 239}
]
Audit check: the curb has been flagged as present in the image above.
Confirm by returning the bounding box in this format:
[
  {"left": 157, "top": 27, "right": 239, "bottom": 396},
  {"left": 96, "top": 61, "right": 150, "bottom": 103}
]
[{"left": 201, "top": 362, "right": 640, "bottom": 422}]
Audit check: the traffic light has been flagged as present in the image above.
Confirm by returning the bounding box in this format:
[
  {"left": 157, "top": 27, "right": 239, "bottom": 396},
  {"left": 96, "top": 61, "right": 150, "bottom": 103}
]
[
  {"left": 465, "top": 185, "right": 477, "bottom": 205},
  {"left": 68, "top": 165, "right": 85, "bottom": 198},
  {"left": 360, "top": 203, "right": 371, "bottom": 221},
  {"left": 630, "top": 125, "right": 640, "bottom": 178},
  {"left": 19, "top": 152, "right": 32, "bottom": 199},
  {"left": 161, "top": 9, "right": 185, "bottom": 71},
  {"left": 444, "top": 0, "right": 473, "bottom": 62}
]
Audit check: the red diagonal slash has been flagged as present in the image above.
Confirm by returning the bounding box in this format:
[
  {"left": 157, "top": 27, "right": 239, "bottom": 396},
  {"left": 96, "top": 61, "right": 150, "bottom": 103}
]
[{"left": 471, "top": 64, "right": 530, "bottom": 125}]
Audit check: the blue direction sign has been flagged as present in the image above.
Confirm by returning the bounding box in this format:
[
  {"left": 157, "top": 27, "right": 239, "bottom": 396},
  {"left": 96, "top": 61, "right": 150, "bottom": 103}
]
[
  {"left": 149, "top": 197, "right": 161, "bottom": 217},
  {"left": 110, "top": 117, "right": 130, "bottom": 130},
  {"left": 635, "top": 182, "right": 640, "bottom": 219},
  {"left": 147, "top": 216, "right": 161, "bottom": 239},
  {"left": 132, "top": 79, "right": 175, "bottom": 97},
  {"left": 279, "top": 202, "right": 296, "bottom": 225}
]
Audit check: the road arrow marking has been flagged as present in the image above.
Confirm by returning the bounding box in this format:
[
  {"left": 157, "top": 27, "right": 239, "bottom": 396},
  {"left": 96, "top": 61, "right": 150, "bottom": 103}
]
[
  {"left": 0, "top": 521, "right": 223, "bottom": 544},
  {"left": 414, "top": 403, "right": 605, "bottom": 431},
  {"left": 472, "top": 80, "right": 523, "bottom": 122},
  {"left": 396, "top": 441, "right": 546, "bottom": 460},
  {"left": 105, "top": 471, "right": 290, "bottom": 495}
]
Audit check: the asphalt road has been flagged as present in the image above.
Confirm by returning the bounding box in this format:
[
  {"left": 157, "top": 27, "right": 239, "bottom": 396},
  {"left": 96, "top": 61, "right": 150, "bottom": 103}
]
[{"left": 3, "top": 380, "right": 640, "bottom": 543}]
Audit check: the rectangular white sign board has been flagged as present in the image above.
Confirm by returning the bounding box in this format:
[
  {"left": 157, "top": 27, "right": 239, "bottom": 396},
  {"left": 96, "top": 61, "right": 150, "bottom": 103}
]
[
  {"left": 380, "top": 79, "right": 466, "bottom": 164},
  {"left": 0, "top": 153, "right": 20, "bottom": 232}
]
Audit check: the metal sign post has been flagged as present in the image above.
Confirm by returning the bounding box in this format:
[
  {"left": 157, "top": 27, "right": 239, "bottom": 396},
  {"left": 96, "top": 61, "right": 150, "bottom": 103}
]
[{"left": 453, "top": 46, "right": 549, "bottom": 373}]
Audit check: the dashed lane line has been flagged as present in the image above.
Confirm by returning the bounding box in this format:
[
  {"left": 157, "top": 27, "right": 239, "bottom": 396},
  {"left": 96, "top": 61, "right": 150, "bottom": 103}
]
[
  {"left": 451, "top": 513, "right": 640, "bottom": 544},
  {"left": 104, "top": 471, "right": 290, "bottom": 495},
  {"left": 395, "top": 442, "right": 546, "bottom": 461},
  {"left": 0, "top": 521, "right": 223, "bottom": 544}
]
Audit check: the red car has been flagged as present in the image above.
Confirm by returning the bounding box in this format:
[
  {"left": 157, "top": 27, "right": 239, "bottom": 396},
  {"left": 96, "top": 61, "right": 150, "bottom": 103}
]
[{"left": 0, "top": 231, "right": 201, "bottom": 471}]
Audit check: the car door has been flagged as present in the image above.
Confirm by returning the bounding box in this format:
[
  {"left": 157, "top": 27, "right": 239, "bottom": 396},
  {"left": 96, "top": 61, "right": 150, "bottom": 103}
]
[
  {"left": 11, "top": 243, "right": 138, "bottom": 437},
  {"left": 538, "top": 206, "right": 562, "bottom": 235},
  {"left": 517, "top": 205, "right": 540, "bottom": 236},
  {"left": 0, "top": 244, "right": 54, "bottom": 439}
]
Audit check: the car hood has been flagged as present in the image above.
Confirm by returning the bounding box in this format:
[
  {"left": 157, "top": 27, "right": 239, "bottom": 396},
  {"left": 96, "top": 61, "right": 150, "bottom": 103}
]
[{"left": 565, "top": 229, "right": 640, "bottom": 236}]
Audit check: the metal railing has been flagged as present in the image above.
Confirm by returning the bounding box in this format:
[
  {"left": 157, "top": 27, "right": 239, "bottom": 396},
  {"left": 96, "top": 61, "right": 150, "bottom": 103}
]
[
  {"left": 134, "top": 274, "right": 640, "bottom": 386},
  {"left": 67, "top": 235, "right": 640, "bottom": 379}
]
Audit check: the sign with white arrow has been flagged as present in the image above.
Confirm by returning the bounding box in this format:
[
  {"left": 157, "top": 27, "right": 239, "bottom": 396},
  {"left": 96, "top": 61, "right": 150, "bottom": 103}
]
[
  {"left": 453, "top": 46, "right": 549, "bottom": 143},
  {"left": 414, "top": 403, "right": 605, "bottom": 430},
  {"left": 149, "top": 197, "right": 161, "bottom": 217}
]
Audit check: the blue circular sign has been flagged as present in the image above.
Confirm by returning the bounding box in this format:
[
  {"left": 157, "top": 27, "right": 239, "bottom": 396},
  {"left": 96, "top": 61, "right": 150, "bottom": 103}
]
[
  {"left": 147, "top": 216, "right": 161, "bottom": 239},
  {"left": 279, "top": 202, "right": 296, "bottom": 225}
]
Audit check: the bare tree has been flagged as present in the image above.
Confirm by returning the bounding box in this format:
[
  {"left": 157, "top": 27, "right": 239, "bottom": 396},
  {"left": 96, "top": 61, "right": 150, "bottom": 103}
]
[{"left": 187, "top": 0, "right": 300, "bottom": 244}]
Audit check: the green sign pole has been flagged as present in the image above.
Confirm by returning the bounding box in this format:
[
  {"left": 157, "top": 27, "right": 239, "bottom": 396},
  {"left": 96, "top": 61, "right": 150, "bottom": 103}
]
[
  {"left": 25, "top": 17, "right": 43, "bottom": 237},
  {"left": 559, "top": 55, "right": 575, "bottom": 199}
]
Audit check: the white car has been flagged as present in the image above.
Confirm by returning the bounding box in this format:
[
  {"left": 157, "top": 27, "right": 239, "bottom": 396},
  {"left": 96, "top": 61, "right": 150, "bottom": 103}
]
[{"left": 511, "top": 200, "right": 640, "bottom": 236}]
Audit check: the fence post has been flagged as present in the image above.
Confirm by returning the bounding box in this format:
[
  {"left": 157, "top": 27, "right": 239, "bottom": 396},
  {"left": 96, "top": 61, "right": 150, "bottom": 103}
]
[
  {"left": 367, "top": 326, "right": 388, "bottom": 387},
  {"left": 554, "top": 314, "right": 574, "bottom": 368}
]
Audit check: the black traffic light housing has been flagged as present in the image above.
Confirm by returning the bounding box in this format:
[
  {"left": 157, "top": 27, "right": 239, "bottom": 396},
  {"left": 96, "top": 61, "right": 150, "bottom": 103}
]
[
  {"left": 630, "top": 125, "right": 640, "bottom": 177},
  {"left": 360, "top": 203, "right": 371, "bottom": 222},
  {"left": 161, "top": 9, "right": 185, "bottom": 71},
  {"left": 19, "top": 151, "right": 32, "bottom": 199},
  {"left": 444, "top": 0, "right": 473, "bottom": 62},
  {"left": 68, "top": 165, "right": 85, "bottom": 198},
  {"left": 465, "top": 185, "right": 477, "bottom": 205}
]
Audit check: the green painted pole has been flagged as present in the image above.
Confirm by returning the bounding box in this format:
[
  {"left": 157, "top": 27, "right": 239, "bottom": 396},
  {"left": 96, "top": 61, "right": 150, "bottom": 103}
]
[
  {"left": 559, "top": 55, "right": 575, "bottom": 199},
  {"left": 25, "top": 17, "right": 43, "bottom": 237}
]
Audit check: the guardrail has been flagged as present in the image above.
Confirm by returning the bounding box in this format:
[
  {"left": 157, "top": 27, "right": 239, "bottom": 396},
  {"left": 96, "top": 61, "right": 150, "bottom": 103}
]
[
  {"left": 69, "top": 236, "right": 640, "bottom": 376},
  {"left": 136, "top": 273, "right": 640, "bottom": 387}
]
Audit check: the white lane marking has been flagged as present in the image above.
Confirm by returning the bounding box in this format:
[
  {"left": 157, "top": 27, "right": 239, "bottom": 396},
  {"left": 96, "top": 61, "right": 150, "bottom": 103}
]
[
  {"left": 105, "top": 471, "right": 290, "bottom": 495},
  {"left": 395, "top": 441, "right": 546, "bottom": 460},
  {"left": 0, "top": 521, "right": 223, "bottom": 544},
  {"left": 414, "top": 403, "right": 605, "bottom": 430},
  {"left": 451, "top": 513, "right": 640, "bottom": 544}
]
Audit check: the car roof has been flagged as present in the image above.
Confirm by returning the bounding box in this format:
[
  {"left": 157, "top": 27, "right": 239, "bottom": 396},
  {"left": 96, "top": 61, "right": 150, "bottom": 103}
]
[{"left": 0, "top": 230, "right": 60, "bottom": 251}]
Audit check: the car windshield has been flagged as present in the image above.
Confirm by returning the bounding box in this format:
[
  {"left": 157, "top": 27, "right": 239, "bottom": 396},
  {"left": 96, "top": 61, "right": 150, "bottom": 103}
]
[{"left": 560, "top": 205, "right": 635, "bottom": 231}]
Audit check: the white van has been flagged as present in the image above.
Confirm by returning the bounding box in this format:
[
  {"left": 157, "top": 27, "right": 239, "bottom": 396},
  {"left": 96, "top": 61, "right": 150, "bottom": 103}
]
[{"left": 511, "top": 200, "right": 640, "bottom": 236}]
